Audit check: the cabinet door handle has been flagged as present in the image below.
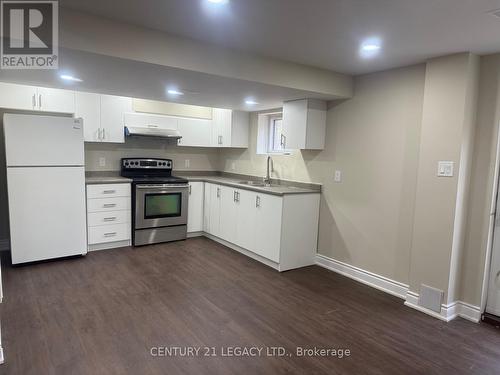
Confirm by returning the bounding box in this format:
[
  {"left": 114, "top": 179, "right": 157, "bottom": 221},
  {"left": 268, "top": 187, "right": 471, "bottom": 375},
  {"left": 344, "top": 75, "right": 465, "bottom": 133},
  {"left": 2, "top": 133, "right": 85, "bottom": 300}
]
[
  {"left": 103, "top": 232, "right": 117, "bottom": 237},
  {"left": 102, "top": 190, "right": 116, "bottom": 194},
  {"left": 102, "top": 128, "right": 106, "bottom": 140},
  {"left": 216, "top": 187, "right": 220, "bottom": 198},
  {"left": 103, "top": 203, "right": 116, "bottom": 208},
  {"left": 32, "top": 94, "right": 36, "bottom": 109},
  {"left": 280, "top": 134, "right": 285, "bottom": 147},
  {"left": 189, "top": 185, "right": 192, "bottom": 195},
  {"left": 103, "top": 217, "right": 117, "bottom": 222},
  {"left": 38, "top": 94, "right": 42, "bottom": 109},
  {"left": 256, "top": 196, "right": 260, "bottom": 207}
]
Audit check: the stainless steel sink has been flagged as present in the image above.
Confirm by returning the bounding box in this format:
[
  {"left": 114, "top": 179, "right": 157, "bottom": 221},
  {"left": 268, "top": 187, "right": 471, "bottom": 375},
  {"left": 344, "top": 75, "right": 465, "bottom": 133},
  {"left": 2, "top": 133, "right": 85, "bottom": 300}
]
[{"left": 238, "top": 180, "right": 267, "bottom": 187}]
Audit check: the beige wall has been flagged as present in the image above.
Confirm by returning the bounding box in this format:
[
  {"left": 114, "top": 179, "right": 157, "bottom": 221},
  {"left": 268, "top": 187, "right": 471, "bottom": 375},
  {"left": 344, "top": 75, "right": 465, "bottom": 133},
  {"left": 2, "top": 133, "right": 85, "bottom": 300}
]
[
  {"left": 221, "top": 64, "right": 426, "bottom": 284},
  {"left": 460, "top": 54, "right": 500, "bottom": 306},
  {"left": 0, "top": 116, "right": 8, "bottom": 240},
  {"left": 409, "top": 53, "right": 480, "bottom": 303},
  {"left": 85, "top": 138, "right": 220, "bottom": 172}
]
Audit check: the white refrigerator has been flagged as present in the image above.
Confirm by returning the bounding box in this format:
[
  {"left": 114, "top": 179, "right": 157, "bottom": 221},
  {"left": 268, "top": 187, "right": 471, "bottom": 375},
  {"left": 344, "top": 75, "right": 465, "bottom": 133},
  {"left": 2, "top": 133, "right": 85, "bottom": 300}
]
[{"left": 4, "top": 114, "right": 87, "bottom": 264}]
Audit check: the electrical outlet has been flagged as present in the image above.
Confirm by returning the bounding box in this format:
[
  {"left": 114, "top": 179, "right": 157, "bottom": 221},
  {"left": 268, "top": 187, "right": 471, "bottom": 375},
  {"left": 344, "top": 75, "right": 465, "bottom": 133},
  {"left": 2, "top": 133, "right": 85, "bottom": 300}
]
[
  {"left": 99, "top": 157, "right": 106, "bottom": 167},
  {"left": 184, "top": 159, "right": 190, "bottom": 168},
  {"left": 334, "top": 170, "right": 342, "bottom": 183}
]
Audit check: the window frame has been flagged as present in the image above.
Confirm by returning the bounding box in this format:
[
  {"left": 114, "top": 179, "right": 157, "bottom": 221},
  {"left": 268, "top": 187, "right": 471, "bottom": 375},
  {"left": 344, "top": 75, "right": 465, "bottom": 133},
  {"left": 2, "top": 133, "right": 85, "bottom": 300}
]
[{"left": 267, "top": 114, "right": 286, "bottom": 154}]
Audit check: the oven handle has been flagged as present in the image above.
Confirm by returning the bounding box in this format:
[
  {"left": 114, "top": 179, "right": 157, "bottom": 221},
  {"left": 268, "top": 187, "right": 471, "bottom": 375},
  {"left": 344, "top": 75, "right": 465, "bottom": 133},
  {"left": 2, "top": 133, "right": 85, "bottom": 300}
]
[{"left": 136, "top": 184, "right": 189, "bottom": 190}]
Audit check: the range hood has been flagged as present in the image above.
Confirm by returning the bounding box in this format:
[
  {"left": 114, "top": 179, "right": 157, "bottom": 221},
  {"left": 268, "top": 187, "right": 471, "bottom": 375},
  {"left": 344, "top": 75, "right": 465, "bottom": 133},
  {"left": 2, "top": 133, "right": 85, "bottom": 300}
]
[
  {"left": 124, "top": 126, "right": 182, "bottom": 139},
  {"left": 123, "top": 113, "right": 182, "bottom": 140}
]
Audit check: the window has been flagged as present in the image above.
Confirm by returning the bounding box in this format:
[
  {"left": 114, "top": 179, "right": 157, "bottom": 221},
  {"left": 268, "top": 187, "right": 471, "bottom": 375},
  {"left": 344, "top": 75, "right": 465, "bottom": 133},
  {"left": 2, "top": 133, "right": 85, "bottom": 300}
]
[
  {"left": 268, "top": 115, "right": 287, "bottom": 153},
  {"left": 256, "top": 112, "right": 290, "bottom": 155}
]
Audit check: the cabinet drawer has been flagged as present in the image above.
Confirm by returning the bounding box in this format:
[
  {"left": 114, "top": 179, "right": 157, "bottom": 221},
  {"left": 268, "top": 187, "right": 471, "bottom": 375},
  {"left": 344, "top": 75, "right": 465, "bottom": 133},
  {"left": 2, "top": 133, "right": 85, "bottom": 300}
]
[
  {"left": 88, "top": 210, "right": 130, "bottom": 227},
  {"left": 87, "top": 197, "right": 130, "bottom": 212},
  {"left": 87, "top": 183, "right": 130, "bottom": 199},
  {"left": 88, "top": 223, "right": 130, "bottom": 244}
]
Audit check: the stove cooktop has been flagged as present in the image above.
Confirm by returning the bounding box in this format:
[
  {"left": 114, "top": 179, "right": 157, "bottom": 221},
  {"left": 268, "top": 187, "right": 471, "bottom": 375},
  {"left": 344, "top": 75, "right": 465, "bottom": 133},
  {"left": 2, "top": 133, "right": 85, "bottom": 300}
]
[{"left": 120, "top": 158, "right": 188, "bottom": 184}]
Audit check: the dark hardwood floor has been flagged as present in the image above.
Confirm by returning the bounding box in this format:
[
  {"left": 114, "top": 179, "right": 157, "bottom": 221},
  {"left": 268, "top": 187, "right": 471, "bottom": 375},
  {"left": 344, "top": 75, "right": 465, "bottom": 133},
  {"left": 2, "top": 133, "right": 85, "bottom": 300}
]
[{"left": 1, "top": 237, "right": 500, "bottom": 374}]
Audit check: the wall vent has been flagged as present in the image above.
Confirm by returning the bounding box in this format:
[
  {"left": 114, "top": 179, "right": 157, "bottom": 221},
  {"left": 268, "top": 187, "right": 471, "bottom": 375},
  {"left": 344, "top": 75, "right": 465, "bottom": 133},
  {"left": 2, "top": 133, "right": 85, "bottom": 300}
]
[{"left": 418, "top": 284, "right": 443, "bottom": 313}]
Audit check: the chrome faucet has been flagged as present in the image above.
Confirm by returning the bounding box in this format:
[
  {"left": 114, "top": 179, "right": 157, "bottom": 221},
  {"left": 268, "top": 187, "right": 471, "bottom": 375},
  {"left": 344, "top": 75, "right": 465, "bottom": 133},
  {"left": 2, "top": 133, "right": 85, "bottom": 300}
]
[{"left": 264, "top": 156, "right": 274, "bottom": 186}]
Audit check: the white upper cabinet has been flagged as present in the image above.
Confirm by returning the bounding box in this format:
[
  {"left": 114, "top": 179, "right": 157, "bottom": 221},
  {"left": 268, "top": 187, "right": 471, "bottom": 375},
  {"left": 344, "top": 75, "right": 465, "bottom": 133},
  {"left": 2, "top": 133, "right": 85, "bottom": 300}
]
[
  {"left": 36, "top": 87, "right": 75, "bottom": 113},
  {"left": 0, "top": 82, "right": 37, "bottom": 111},
  {"left": 75, "top": 92, "right": 101, "bottom": 142},
  {"left": 76, "top": 93, "right": 131, "bottom": 143},
  {"left": 0, "top": 82, "right": 75, "bottom": 113},
  {"left": 282, "top": 99, "right": 327, "bottom": 150},
  {"left": 212, "top": 108, "right": 249, "bottom": 148},
  {"left": 177, "top": 117, "right": 212, "bottom": 147},
  {"left": 100, "top": 95, "right": 132, "bottom": 143}
]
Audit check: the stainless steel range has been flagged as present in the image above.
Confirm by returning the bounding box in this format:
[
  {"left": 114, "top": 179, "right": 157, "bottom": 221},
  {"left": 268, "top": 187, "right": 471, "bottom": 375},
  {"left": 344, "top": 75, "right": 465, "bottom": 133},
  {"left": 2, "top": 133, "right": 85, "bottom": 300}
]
[{"left": 121, "top": 158, "right": 189, "bottom": 246}]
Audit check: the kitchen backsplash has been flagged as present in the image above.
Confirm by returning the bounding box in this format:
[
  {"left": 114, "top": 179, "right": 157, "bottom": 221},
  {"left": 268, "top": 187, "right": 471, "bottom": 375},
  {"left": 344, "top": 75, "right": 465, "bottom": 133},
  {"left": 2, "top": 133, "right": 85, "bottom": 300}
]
[{"left": 85, "top": 137, "right": 220, "bottom": 171}]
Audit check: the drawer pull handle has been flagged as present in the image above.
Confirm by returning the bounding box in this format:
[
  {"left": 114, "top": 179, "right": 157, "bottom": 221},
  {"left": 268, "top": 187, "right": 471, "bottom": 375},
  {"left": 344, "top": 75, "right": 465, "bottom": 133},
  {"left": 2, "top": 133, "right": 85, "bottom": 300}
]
[
  {"left": 103, "top": 217, "right": 117, "bottom": 222},
  {"left": 103, "top": 204, "right": 116, "bottom": 208},
  {"left": 103, "top": 190, "right": 116, "bottom": 194},
  {"left": 103, "top": 232, "right": 117, "bottom": 237}
]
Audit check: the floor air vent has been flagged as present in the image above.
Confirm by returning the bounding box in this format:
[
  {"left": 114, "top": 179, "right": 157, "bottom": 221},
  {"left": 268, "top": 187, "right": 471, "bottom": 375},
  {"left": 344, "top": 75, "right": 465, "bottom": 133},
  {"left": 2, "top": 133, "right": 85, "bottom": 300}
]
[{"left": 418, "top": 284, "right": 443, "bottom": 313}]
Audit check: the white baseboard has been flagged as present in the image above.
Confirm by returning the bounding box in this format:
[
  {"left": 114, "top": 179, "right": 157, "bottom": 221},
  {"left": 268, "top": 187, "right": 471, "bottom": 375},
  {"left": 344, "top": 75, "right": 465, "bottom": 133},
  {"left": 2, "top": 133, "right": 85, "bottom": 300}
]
[
  {"left": 187, "top": 231, "right": 204, "bottom": 238},
  {"left": 315, "top": 254, "right": 481, "bottom": 323},
  {"left": 204, "top": 233, "right": 279, "bottom": 271},
  {"left": 87, "top": 240, "right": 130, "bottom": 252},
  {"left": 0, "top": 239, "right": 9, "bottom": 252},
  {"left": 315, "top": 254, "right": 409, "bottom": 299},
  {"left": 405, "top": 291, "right": 481, "bottom": 323}
]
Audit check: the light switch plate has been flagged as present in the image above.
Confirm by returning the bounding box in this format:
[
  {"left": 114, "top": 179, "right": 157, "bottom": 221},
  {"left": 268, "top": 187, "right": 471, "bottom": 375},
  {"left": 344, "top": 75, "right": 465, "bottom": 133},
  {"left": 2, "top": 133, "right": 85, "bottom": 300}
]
[
  {"left": 99, "top": 157, "right": 106, "bottom": 167},
  {"left": 334, "top": 170, "right": 342, "bottom": 183},
  {"left": 437, "top": 161, "right": 454, "bottom": 177},
  {"left": 184, "top": 159, "right": 190, "bottom": 168}
]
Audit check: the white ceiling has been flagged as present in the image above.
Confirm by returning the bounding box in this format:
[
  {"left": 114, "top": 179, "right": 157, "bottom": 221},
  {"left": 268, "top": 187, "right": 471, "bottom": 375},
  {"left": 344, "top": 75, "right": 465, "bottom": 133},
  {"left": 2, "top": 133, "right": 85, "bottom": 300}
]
[
  {"left": 0, "top": 49, "right": 336, "bottom": 111},
  {"left": 59, "top": 0, "right": 500, "bottom": 75}
]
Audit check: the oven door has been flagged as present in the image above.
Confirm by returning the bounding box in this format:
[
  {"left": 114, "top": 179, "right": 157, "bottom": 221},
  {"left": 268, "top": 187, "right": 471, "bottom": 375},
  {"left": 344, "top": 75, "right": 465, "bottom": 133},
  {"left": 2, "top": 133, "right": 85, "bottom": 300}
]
[{"left": 135, "top": 184, "right": 189, "bottom": 229}]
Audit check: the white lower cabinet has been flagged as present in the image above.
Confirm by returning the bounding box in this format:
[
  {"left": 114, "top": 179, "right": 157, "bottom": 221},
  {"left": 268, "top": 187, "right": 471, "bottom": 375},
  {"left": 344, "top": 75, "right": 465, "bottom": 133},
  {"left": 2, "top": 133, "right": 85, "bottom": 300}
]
[
  {"left": 206, "top": 183, "right": 222, "bottom": 238},
  {"left": 236, "top": 189, "right": 257, "bottom": 252},
  {"left": 201, "top": 182, "right": 320, "bottom": 271},
  {"left": 219, "top": 185, "right": 238, "bottom": 244},
  {"left": 187, "top": 182, "right": 204, "bottom": 233},
  {"left": 86, "top": 183, "right": 131, "bottom": 251},
  {"left": 254, "top": 193, "right": 282, "bottom": 263}
]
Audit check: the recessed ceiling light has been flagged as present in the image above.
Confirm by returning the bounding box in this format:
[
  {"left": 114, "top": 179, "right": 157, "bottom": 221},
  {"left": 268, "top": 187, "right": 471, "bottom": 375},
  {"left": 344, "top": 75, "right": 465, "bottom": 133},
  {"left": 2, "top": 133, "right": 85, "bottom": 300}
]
[
  {"left": 360, "top": 38, "right": 382, "bottom": 58},
  {"left": 245, "top": 99, "right": 258, "bottom": 105},
  {"left": 167, "top": 89, "right": 184, "bottom": 96},
  {"left": 361, "top": 44, "right": 380, "bottom": 51},
  {"left": 60, "top": 74, "right": 82, "bottom": 82},
  {"left": 207, "top": 0, "right": 229, "bottom": 4}
]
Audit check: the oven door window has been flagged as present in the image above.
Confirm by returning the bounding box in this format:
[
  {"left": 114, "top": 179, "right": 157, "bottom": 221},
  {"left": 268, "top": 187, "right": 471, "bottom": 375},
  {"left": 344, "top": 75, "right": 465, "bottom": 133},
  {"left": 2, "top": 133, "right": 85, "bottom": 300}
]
[{"left": 144, "top": 193, "right": 182, "bottom": 219}]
